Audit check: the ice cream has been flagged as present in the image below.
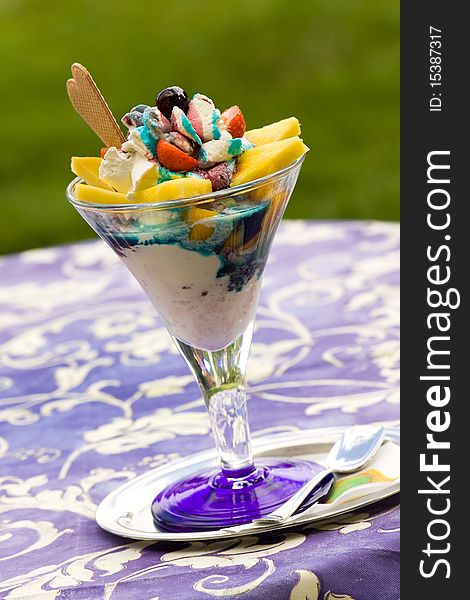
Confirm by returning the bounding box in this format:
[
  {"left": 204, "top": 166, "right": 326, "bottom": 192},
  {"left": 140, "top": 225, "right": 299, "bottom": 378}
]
[
  {"left": 96, "top": 87, "right": 255, "bottom": 195},
  {"left": 91, "top": 201, "right": 269, "bottom": 351},
  {"left": 122, "top": 244, "right": 261, "bottom": 351},
  {"left": 72, "top": 84, "right": 308, "bottom": 204},
  {"left": 71, "top": 85, "right": 308, "bottom": 350}
]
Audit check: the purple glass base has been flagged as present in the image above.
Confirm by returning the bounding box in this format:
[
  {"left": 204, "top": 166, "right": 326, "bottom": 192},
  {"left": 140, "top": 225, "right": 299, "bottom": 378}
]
[{"left": 151, "top": 457, "right": 327, "bottom": 532}]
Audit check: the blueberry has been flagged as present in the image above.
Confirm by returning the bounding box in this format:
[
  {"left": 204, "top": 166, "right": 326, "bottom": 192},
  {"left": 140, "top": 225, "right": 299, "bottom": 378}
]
[{"left": 156, "top": 86, "right": 189, "bottom": 120}]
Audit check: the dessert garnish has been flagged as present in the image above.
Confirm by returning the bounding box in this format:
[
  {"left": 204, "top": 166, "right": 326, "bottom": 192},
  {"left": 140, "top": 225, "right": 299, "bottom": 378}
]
[{"left": 68, "top": 65, "right": 308, "bottom": 205}]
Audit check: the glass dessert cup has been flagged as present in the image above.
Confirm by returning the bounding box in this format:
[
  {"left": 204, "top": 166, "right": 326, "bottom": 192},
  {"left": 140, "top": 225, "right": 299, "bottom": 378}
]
[{"left": 67, "top": 155, "right": 323, "bottom": 531}]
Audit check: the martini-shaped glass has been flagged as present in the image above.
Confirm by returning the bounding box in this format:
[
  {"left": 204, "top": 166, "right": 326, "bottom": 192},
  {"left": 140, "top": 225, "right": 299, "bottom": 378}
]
[{"left": 67, "top": 155, "right": 323, "bottom": 531}]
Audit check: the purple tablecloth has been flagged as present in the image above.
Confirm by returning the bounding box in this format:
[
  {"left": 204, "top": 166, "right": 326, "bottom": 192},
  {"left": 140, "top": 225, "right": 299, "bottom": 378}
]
[{"left": 0, "top": 220, "right": 399, "bottom": 600}]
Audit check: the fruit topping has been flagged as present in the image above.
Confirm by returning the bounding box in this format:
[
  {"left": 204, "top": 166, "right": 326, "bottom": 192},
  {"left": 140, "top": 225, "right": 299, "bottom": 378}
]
[
  {"left": 71, "top": 156, "right": 113, "bottom": 190},
  {"left": 188, "top": 207, "right": 219, "bottom": 241},
  {"left": 74, "top": 82, "right": 307, "bottom": 205},
  {"left": 157, "top": 139, "right": 198, "bottom": 172},
  {"left": 156, "top": 86, "right": 189, "bottom": 120},
  {"left": 75, "top": 183, "right": 128, "bottom": 204},
  {"left": 221, "top": 106, "right": 246, "bottom": 138},
  {"left": 133, "top": 176, "right": 211, "bottom": 203},
  {"left": 231, "top": 136, "right": 308, "bottom": 187},
  {"left": 245, "top": 117, "right": 301, "bottom": 146},
  {"left": 187, "top": 94, "right": 223, "bottom": 142}
]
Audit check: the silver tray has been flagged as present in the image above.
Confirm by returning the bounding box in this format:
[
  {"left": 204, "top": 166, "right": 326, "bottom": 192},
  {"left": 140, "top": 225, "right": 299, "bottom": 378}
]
[{"left": 96, "top": 424, "right": 400, "bottom": 541}]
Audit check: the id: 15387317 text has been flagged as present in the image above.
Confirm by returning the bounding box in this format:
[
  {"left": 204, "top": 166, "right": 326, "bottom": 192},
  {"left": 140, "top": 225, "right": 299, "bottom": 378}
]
[{"left": 429, "top": 26, "right": 443, "bottom": 112}]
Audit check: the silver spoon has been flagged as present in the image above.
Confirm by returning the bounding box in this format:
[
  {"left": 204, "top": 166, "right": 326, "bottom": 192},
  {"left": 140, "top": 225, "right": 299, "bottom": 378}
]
[{"left": 253, "top": 424, "right": 386, "bottom": 525}]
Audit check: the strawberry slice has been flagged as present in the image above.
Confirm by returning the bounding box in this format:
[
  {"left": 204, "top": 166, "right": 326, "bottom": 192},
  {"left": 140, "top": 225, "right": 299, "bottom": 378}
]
[
  {"left": 221, "top": 106, "right": 246, "bottom": 138},
  {"left": 157, "top": 139, "right": 198, "bottom": 172}
]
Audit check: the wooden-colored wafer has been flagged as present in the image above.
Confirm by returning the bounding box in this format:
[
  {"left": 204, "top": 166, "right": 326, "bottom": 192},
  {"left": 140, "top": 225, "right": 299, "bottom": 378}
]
[{"left": 66, "top": 63, "right": 125, "bottom": 147}]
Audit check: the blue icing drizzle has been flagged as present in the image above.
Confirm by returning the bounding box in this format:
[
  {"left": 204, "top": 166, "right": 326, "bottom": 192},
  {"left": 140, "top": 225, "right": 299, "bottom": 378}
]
[
  {"left": 135, "top": 125, "right": 157, "bottom": 157},
  {"left": 157, "top": 166, "right": 185, "bottom": 183},
  {"left": 227, "top": 138, "right": 244, "bottom": 156},
  {"left": 198, "top": 147, "right": 207, "bottom": 162},
  {"left": 212, "top": 109, "right": 221, "bottom": 140},
  {"left": 181, "top": 112, "right": 202, "bottom": 145},
  {"left": 98, "top": 201, "right": 270, "bottom": 291}
]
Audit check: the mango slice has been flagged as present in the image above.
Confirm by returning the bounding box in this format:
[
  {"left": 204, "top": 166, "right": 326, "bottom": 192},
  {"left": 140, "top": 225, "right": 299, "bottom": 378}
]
[
  {"left": 245, "top": 117, "right": 301, "bottom": 146},
  {"left": 134, "top": 177, "right": 212, "bottom": 203},
  {"left": 188, "top": 207, "right": 218, "bottom": 241},
  {"left": 132, "top": 160, "right": 158, "bottom": 191},
  {"left": 71, "top": 157, "right": 113, "bottom": 190},
  {"left": 74, "top": 183, "right": 128, "bottom": 204},
  {"left": 231, "top": 136, "right": 309, "bottom": 187}
]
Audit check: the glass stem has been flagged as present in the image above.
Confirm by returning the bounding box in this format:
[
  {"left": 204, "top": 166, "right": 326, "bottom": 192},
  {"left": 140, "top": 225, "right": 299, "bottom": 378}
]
[{"left": 172, "top": 323, "right": 255, "bottom": 477}]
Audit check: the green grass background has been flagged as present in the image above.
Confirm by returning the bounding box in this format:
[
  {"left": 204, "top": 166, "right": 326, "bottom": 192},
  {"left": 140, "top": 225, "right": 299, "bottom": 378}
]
[{"left": 0, "top": 0, "right": 399, "bottom": 255}]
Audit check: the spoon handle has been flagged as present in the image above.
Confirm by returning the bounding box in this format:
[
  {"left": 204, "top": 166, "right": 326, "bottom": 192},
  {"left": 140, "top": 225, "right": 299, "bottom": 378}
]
[{"left": 253, "top": 468, "right": 333, "bottom": 525}]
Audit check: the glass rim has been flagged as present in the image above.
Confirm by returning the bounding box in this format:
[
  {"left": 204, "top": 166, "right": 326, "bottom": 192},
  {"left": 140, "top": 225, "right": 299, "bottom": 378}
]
[{"left": 66, "top": 154, "right": 305, "bottom": 212}]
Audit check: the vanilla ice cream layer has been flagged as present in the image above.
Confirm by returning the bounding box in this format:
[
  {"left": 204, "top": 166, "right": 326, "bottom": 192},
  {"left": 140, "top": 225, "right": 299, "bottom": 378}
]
[{"left": 121, "top": 244, "right": 261, "bottom": 351}]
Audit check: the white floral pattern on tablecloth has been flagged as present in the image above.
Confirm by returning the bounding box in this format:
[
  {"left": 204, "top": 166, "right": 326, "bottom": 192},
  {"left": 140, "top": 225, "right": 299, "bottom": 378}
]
[{"left": 0, "top": 221, "right": 399, "bottom": 599}]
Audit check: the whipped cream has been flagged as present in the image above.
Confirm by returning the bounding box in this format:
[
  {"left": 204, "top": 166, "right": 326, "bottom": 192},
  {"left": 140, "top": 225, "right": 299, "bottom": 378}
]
[
  {"left": 99, "top": 147, "right": 133, "bottom": 193},
  {"left": 114, "top": 86, "right": 251, "bottom": 188},
  {"left": 122, "top": 128, "right": 152, "bottom": 157},
  {"left": 121, "top": 243, "right": 260, "bottom": 351},
  {"left": 100, "top": 143, "right": 158, "bottom": 193},
  {"left": 171, "top": 106, "right": 202, "bottom": 146},
  {"left": 198, "top": 138, "right": 252, "bottom": 168},
  {"left": 187, "top": 94, "right": 223, "bottom": 143}
]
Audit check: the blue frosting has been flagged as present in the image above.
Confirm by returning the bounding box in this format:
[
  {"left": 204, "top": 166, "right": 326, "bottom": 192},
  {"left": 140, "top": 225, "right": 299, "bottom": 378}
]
[
  {"left": 212, "top": 109, "right": 221, "bottom": 140},
  {"left": 135, "top": 125, "right": 157, "bottom": 157},
  {"left": 157, "top": 166, "right": 186, "bottom": 183},
  {"left": 180, "top": 112, "right": 202, "bottom": 145},
  {"left": 99, "top": 202, "right": 269, "bottom": 291},
  {"left": 198, "top": 147, "right": 208, "bottom": 163},
  {"left": 228, "top": 138, "right": 244, "bottom": 156}
]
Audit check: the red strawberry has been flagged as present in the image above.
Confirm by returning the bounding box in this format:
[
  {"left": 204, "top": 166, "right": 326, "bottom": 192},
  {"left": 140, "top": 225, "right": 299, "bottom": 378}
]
[
  {"left": 157, "top": 139, "right": 198, "bottom": 172},
  {"left": 221, "top": 106, "right": 246, "bottom": 138}
]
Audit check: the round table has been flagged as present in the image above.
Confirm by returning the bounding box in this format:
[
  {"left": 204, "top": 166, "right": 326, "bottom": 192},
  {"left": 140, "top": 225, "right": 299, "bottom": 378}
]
[{"left": 0, "top": 220, "right": 399, "bottom": 599}]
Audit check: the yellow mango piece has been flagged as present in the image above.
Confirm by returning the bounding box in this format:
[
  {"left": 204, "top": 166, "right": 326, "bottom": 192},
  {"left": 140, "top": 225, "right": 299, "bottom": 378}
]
[
  {"left": 224, "top": 226, "right": 242, "bottom": 250},
  {"left": 75, "top": 183, "right": 128, "bottom": 204},
  {"left": 134, "top": 177, "right": 212, "bottom": 204},
  {"left": 71, "top": 157, "right": 113, "bottom": 190},
  {"left": 188, "top": 207, "right": 218, "bottom": 241},
  {"left": 231, "top": 137, "right": 309, "bottom": 187},
  {"left": 133, "top": 161, "right": 158, "bottom": 191},
  {"left": 245, "top": 117, "right": 301, "bottom": 146}
]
